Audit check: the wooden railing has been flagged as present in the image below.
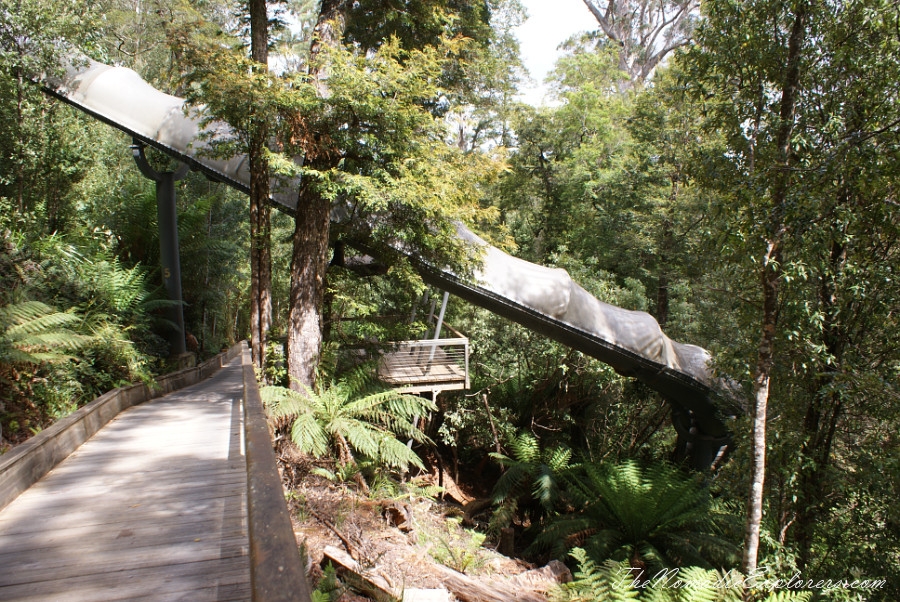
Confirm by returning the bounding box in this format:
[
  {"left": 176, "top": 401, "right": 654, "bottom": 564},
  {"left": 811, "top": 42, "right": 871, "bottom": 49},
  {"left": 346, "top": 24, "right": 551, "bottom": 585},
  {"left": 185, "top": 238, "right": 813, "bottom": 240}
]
[
  {"left": 240, "top": 343, "right": 312, "bottom": 601},
  {"left": 0, "top": 343, "right": 242, "bottom": 512}
]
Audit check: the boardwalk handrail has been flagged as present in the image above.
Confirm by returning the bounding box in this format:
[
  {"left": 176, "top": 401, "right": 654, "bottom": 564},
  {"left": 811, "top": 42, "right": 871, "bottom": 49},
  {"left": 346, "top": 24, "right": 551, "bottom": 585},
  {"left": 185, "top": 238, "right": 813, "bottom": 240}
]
[
  {"left": 0, "top": 343, "right": 242, "bottom": 512},
  {"left": 240, "top": 343, "right": 313, "bottom": 601}
]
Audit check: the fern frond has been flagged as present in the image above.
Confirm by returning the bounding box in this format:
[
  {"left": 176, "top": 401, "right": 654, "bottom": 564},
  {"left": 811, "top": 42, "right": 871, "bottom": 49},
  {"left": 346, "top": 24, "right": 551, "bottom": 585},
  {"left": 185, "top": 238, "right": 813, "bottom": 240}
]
[
  {"left": 510, "top": 432, "right": 541, "bottom": 463},
  {"left": 546, "top": 446, "right": 573, "bottom": 472},
  {"left": 261, "top": 385, "right": 313, "bottom": 418},
  {"left": 340, "top": 416, "right": 383, "bottom": 459},
  {"left": 290, "top": 411, "right": 329, "bottom": 458},
  {"left": 550, "top": 550, "right": 639, "bottom": 602},
  {"left": 1, "top": 301, "right": 92, "bottom": 364},
  {"left": 534, "top": 464, "right": 562, "bottom": 512},
  {"left": 489, "top": 499, "right": 517, "bottom": 534},
  {"left": 374, "top": 432, "right": 426, "bottom": 470},
  {"left": 491, "top": 463, "right": 528, "bottom": 503}
]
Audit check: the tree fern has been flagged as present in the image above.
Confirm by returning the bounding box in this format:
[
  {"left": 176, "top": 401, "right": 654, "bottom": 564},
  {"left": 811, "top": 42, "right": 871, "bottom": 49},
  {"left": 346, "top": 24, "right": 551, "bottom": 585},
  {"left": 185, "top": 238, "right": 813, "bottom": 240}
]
[
  {"left": 490, "top": 431, "right": 574, "bottom": 512},
  {"left": 535, "top": 460, "right": 740, "bottom": 571},
  {"left": 262, "top": 366, "right": 436, "bottom": 474}
]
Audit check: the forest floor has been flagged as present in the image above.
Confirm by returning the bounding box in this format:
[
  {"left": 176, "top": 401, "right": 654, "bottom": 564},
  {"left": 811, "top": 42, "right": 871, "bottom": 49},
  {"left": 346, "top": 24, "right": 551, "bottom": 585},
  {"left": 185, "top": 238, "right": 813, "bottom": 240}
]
[{"left": 284, "top": 466, "right": 571, "bottom": 601}]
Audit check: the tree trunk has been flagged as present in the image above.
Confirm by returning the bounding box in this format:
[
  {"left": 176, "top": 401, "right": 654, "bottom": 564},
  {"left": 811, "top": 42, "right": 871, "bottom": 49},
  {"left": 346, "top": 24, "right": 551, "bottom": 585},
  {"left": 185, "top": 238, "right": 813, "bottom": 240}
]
[
  {"left": 307, "top": 0, "right": 349, "bottom": 97},
  {"left": 285, "top": 0, "right": 348, "bottom": 389},
  {"left": 742, "top": 0, "right": 807, "bottom": 581},
  {"left": 15, "top": 70, "right": 26, "bottom": 214},
  {"left": 248, "top": 0, "right": 272, "bottom": 375},
  {"left": 657, "top": 205, "right": 674, "bottom": 329},
  {"left": 742, "top": 240, "right": 780, "bottom": 577},
  {"left": 249, "top": 144, "right": 272, "bottom": 374},
  {"left": 287, "top": 181, "right": 331, "bottom": 388}
]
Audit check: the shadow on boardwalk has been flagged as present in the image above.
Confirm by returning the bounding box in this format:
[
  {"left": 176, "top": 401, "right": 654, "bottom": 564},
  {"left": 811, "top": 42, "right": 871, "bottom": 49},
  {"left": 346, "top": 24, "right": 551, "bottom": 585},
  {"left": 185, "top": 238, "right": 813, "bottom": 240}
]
[{"left": 0, "top": 359, "right": 251, "bottom": 601}]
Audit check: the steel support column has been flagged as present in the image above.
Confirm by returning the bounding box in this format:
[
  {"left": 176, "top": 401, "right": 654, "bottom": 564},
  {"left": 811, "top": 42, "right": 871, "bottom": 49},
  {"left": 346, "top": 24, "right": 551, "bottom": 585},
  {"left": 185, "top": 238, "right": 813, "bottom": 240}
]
[{"left": 132, "top": 140, "right": 190, "bottom": 356}]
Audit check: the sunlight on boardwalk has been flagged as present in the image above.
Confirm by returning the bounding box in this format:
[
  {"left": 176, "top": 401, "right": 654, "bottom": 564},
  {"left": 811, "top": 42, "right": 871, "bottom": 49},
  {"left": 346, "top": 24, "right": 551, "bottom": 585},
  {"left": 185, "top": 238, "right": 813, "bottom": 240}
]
[{"left": 0, "top": 359, "right": 250, "bottom": 601}]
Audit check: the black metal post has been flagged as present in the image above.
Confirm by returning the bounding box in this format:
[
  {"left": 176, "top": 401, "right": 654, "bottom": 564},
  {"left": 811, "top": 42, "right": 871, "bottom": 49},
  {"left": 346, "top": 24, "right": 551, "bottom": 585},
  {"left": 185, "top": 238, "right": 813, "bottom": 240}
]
[{"left": 132, "top": 140, "right": 190, "bottom": 356}]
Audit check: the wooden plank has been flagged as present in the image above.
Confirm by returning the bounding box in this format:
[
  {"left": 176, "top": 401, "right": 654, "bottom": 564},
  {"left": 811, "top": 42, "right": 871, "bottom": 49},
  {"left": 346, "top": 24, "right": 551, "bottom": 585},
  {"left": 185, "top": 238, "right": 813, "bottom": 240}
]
[
  {"left": 110, "top": 581, "right": 253, "bottom": 602},
  {"left": 0, "top": 491, "right": 246, "bottom": 533},
  {"left": 6, "top": 473, "right": 246, "bottom": 503},
  {"left": 0, "top": 514, "right": 246, "bottom": 555},
  {"left": 0, "top": 558, "right": 251, "bottom": 602},
  {"left": 0, "top": 535, "right": 250, "bottom": 584},
  {"left": 0, "top": 357, "right": 251, "bottom": 601}
]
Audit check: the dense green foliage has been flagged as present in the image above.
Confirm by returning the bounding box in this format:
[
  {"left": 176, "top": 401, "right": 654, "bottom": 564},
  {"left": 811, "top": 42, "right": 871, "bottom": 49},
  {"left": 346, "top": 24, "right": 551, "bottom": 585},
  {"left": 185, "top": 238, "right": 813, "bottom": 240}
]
[
  {"left": 535, "top": 461, "right": 739, "bottom": 570},
  {"left": 1, "top": 0, "right": 898, "bottom": 599},
  {"left": 262, "top": 367, "right": 437, "bottom": 487},
  {"left": 551, "top": 549, "right": 813, "bottom": 602}
]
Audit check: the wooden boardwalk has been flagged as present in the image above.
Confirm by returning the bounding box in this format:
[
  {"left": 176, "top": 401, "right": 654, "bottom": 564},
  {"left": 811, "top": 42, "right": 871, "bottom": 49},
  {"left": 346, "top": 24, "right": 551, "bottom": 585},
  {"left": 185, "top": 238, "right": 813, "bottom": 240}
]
[{"left": 0, "top": 358, "right": 251, "bottom": 601}]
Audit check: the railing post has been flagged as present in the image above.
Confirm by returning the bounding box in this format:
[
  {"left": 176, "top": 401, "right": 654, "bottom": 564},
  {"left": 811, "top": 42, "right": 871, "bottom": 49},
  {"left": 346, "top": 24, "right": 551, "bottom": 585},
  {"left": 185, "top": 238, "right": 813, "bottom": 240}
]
[
  {"left": 464, "top": 339, "right": 470, "bottom": 390},
  {"left": 427, "top": 291, "right": 450, "bottom": 365}
]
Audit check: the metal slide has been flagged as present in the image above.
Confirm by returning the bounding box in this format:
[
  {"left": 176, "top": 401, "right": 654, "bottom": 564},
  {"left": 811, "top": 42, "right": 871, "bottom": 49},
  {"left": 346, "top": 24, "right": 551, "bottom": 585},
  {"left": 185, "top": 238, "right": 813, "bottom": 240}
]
[{"left": 43, "top": 54, "right": 740, "bottom": 467}]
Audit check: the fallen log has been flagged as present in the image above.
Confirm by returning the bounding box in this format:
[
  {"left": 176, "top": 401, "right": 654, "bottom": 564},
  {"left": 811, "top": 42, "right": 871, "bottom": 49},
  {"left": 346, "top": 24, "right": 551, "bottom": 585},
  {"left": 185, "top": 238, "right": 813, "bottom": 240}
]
[
  {"left": 322, "top": 545, "right": 398, "bottom": 601},
  {"left": 510, "top": 561, "right": 573, "bottom": 592},
  {"left": 434, "top": 563, "right": 551, "bottom": 602}
]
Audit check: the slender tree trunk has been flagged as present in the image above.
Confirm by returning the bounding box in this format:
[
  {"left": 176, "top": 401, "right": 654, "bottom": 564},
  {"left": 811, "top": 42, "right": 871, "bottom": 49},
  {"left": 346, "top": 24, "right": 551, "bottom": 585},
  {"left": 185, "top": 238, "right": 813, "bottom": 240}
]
[
  {"left": 15, "top": 70, "right": 26, "bottom": 214},
  {"left": 743, "top": 238, "right": 781, "bottom": 576},
  {"left": 742, "top": 0, "right": 807, "bottom": 581},
  {"left": 285, "top": 0, "right": 348, "bottom": 390},
  {"left": 657, "top": 188, "right": 675, "bottom": 329},
  {"left": 249, "top": 140, "right": 272, "bottom": 373},
  {"left": 248, "top": 0, "right": 272, "bottom": 375}
]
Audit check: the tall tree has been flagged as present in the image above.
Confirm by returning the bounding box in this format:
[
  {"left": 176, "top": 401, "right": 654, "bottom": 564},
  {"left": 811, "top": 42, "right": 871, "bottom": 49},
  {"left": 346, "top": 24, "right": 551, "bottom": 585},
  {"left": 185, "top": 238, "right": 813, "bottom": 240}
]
[
  {"left": 248, "top": 0, "right": 273, "bottom": 374},
  {"left": 0, "top": 0, "right": 95, "bottom": 220},
  {"left": 285, "top": 0, "right": 349, "bottom": 389},
  {"left": 680, "top": 0, "right": 812, "bottom": 576},
  {"left": 580, "top": 0, "right": 697, "bottom": 87},
  {"left": 738, "top": 0, "right": 808, "bottom": 576},
  {"left": 680, "top": 0, "right": 900, "bottom": 585},
  {"left": 284, "top": 0, "right": 501, "bottom": 390}
]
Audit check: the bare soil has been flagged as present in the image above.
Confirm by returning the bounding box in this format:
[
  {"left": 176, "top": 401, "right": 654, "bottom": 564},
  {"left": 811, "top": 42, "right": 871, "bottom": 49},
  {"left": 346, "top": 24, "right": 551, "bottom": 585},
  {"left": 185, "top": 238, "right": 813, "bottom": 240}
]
[{"left": 285, "top": 469, "right": 552, "bottom": 601}]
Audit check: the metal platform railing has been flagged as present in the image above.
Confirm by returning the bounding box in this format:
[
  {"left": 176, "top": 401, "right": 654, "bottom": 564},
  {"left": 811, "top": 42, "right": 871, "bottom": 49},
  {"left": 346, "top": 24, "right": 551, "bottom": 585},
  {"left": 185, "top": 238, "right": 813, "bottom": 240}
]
[{"left": 378, "top": 336, "right": 470, "bottom": 395}]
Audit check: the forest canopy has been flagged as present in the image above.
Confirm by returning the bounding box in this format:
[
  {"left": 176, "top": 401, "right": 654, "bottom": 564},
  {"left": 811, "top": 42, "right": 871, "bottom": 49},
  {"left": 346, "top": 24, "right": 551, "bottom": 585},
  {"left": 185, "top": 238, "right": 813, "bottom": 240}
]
[{"left": 1, "top": 0, "right": 898, "bottom": 599}]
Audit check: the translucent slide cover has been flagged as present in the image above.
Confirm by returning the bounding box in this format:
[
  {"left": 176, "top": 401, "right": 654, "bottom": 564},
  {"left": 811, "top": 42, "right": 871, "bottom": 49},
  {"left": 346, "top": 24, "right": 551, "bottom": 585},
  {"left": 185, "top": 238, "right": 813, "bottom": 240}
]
[{"left": 44, "top": 55, "right": 739, "bottom": 446}]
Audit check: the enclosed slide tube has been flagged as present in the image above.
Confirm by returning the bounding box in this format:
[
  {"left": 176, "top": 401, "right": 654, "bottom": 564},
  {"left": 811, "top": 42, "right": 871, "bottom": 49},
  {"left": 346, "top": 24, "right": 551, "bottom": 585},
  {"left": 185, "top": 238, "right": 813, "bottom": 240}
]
[{"left": 43, "top": 54, "right": 740, "bottom": 468}]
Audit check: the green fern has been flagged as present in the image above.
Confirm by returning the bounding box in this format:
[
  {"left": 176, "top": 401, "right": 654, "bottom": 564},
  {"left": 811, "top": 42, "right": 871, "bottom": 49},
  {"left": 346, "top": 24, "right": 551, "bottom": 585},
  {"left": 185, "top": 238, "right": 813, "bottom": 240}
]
[
  {"left": 639, "top": 566, "right": 743, "bottom": 602},
  {"left": 262, "top": 366, "right": 437, "bottom": 476},
  {"left": 550, "top": 549, "right": 640, "bottom": 601},
  {"left": 758, "top": 592, "right": 812, "bottom": 602},
  {"left": 312, "top": 562, "right": 344, "bottom": 601},
  {"left": 551, "top": 549, "right": 810, "bottom": 602},
  {"left": 535, "top": 460, "right": 740, "bottom": 571},
  {"left": 0, "top": 300, "right": 92, "bottom": 364},
  {"left": 490, "top": 431, "right": 574, "bottom": 513}
]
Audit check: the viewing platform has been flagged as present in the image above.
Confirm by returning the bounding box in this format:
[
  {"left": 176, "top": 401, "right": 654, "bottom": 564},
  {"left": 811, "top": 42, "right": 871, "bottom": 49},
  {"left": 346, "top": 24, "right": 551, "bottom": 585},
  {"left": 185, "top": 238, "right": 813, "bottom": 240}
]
[{"left": 378, "top": 333, "right": 470, "bottom": 396}]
